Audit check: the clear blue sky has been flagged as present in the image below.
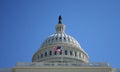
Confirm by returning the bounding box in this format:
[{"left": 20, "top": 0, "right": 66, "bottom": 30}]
[{"left": 0, "top": 0, "right": 120, "bottom": 68}]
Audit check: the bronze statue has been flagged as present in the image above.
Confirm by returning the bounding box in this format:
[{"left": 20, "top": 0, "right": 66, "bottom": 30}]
[{"left": 58, "top": 15, "right": 62, "bottom": 24}]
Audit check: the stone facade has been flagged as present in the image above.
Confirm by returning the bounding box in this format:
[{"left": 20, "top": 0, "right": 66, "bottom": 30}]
[{"left": 13, "top": 62, "right": 112, "bottom": 72}]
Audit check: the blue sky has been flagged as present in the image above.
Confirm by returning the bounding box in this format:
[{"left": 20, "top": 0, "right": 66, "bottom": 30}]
[{"left": 0, "top": 0, "right": 120, "bottom": 68}]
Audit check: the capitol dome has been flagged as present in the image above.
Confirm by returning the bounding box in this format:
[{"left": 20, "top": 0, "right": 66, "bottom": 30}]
[{"left": 32, "top": 16, "right": 89, "bottom": 63}]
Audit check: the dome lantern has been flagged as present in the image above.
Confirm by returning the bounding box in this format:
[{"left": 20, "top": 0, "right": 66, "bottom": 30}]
[{"left": 56, "top": 15, "right": 65, "bottom": 33}]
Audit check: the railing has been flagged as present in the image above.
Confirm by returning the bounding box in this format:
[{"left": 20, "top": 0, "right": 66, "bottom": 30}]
[{"left": 16, "top": 62, "right": 110, "bottom": 67}]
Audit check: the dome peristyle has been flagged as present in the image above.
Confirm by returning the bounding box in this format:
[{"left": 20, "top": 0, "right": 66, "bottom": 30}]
[
  {"left": 32, "top": 16, "right": 89, "bottom": 63},
  {"left": 41, "top": 32, "right": 81, "bottom": 49}
]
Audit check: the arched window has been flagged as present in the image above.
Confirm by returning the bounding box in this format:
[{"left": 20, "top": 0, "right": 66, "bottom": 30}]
[
  {"left": 45, "top": 52, "right": 47, "bottom": 57},
  {"left": 70, "top": 51, "right": 73, "bottom": 55},
  {"left": 49, "top": 51, "right": 52, "bottom": 55},
  {"left": 65, "top": 50, "right": 67, "bottom": 55},
  {"left": 41, "top": 54, "right": 43, "bottom": 58}
]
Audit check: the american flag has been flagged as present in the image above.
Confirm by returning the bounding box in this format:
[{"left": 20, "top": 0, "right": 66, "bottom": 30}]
[{"left": 52, "top": 46, "right": 62, "bottom": 52}]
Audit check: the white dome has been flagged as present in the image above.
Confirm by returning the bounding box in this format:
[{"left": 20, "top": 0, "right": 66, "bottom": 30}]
[
  {"left": 41, "top": 33, "right": 81, "bottom": 49},
  {"left": 32, "top": 16, "right": 89, "bottom": 63}
]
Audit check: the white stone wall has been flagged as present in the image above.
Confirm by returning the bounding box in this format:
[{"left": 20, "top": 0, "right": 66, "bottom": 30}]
[
  {"left": 32, "top": 44, "right": 89, "bottom": 63},
  {"left": 13, "top": 67, "right": 112, "bottom": 72},
  {"left": 112, "top": 68, "right": 120, "bottom": 72},
  {"left": 10, "top": 62, "right": 112, "bottom": 72},
  {"left": 0, "top": 68, "right": 12, "bottom": 72}
]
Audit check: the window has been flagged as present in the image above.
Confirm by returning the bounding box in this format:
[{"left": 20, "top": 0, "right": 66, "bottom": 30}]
[
  {"left": 45, "top": 52, "right": 47, "bottom": 57},
  {"left": 64, "top": 37, "right": 66, "bottom": 42},
  {"left": 75, "top": 52, "right": 77, "bottom": 56},
  {"left": 60, "top": 37, "right": 62, "bottom": 39},
  {"left": 52, "top": 38, "right": 54, "bottom": 41},
  {"left": 41, "top": 54, "right": 43, "bottom": 58},
  {"left": 65, "top": 50, "right": 67, "bottom": 55},
  {"left": 48, "top": 39, "right": 50, "bottom": 42},
  {"left": 49, "top": 51, "right": 52, "bottom": 55},
  {"left": 54, "top": 51, "right": 57, "bottom": 55},
  {"left": 83, "top": 55, "right": 85, "bottom": 59},
  {"left": 84, "top": 55, "right": 86, "bottom": 59},
  {"left": 59, "top": 37, "right": 62, "bottom": 41},
  {"left": 60, "top": 51, "right": 62, "bottom": 55},
  {"left": 68, "top": 38, "right": 70, "bottom": 42},
  {"left": 79, "top": 53, "right": 81, "bottom": 58},
  {"left": 56, "top": 37, "right": 58, "bottom": 40},
  {"left": 38, "top": 55, "right": 39, "bottom": 59},
  {"left": 46, "top": 40, "right": 47, "bottom": 43},
  {"left": 60, "top": 27, "right": 62, "bottom": 31},
  {"left": 70, "top": 51, "right": 73, "bottom": 55},
  {"left": 81, "top": 53, "right": 83, "bottom": 58}
]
